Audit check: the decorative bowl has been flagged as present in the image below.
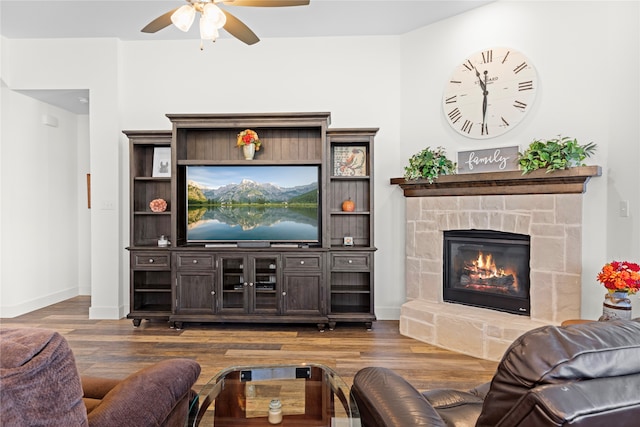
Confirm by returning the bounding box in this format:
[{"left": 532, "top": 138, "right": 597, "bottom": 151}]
[{"left": 149, "top": 198, "right": 167, "bottom": 212}]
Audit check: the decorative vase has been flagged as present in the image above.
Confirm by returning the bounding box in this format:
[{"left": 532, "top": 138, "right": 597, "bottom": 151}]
[
  {"left": 599, "top": 291, "right": 633, "bottom": 321},
  {"left": 243, "top": 144, "right": 255, "bottom": 160}
]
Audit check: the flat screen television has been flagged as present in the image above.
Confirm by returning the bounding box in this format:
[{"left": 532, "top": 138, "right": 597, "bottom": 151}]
[{"left": 186, "top": 165, "right": 320, "bottom": 245}]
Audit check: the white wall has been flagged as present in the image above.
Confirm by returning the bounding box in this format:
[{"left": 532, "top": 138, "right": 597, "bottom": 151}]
[
  {"left": 1, "top": 38, "right": 122, "bottom": 318},
  {"left": 0, "top": 87, "right": 83, "bottom": 316},
  {"left": 1, "top": 1, "right": 638, "bottom": 322},
  {"left": 397, "top": 0, "right": 640, "bottom": 320}
]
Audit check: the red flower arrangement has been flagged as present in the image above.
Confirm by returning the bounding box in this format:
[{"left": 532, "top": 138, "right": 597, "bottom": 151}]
[
  {"left": 597, "top": 261, "right": 640, "bottom": 295},
  {"left": 237, "top": 129, "right": 261, "bottom": 151}
]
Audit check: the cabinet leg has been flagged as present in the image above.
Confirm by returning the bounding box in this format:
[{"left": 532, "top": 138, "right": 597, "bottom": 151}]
[
  {"left": 174, "top": 321, "right": 184, "bottom": 330},
  {"left": 317, "top": 323, "right": 326, "bottom": 332},
  {"left": 132, "top": 319, "right": 142, "bottom": 327},
  {"left": 365, "top": 322, "right": 373, "bottom": 331},
  {"left": 328, "top": 322, "right": 336, "bottom": 331}
]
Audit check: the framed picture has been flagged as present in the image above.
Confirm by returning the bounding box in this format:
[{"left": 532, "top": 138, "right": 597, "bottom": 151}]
[
  {"left": 333, "top": 146, "right": 367, "bottom": 176},
  {"left": 343, "top": 236, "right": 354, "bottom": 246},
  {"left": 152, "top": 147, "right": 171, "bottom": 177}
]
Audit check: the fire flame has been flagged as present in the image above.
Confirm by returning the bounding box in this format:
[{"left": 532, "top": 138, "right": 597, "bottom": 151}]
[
  {"left": 472, "top": 252, "right": 505, "bottom": 279},
  {"left": 463, "top": 251, "right": 519, "bottom": 291}
]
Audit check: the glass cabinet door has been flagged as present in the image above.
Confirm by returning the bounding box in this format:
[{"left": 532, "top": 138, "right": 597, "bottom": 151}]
[
  {"left": 220, "top": 257, "right": 246, "bottom": 312},
  {"left": 220, "top": 255, "right": 279, "bottom": 314},
  {"left": 253, "top": 256, "right": 279, "bottom": 313}
]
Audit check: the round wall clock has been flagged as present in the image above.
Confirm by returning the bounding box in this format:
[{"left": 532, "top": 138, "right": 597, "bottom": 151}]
[{"left": 443, "top": 47, "right": 537, "bottom": 139}]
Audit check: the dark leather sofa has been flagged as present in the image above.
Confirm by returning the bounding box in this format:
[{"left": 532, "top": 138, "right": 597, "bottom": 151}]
[{"left": 352, "top": 319, "right": 640, "bottom": 427}]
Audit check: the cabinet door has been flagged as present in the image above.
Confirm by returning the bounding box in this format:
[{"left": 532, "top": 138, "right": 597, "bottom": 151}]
[
  {"left": 282, "top": 273, "right": 323, "bottom": 316},
  {"left": 251, "top": 255, "right": 279, "bottom": 314},
  {"left": 219, "top": 256, "right": 249, "bottom": 313},
  {"left": 175, "top": 272, "right": 216, "bottom": 314}
]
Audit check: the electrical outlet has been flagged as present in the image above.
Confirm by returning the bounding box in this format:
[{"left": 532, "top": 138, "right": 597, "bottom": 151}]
[{"left": 619, "top": 200, "right": 629, "bottom": 217}]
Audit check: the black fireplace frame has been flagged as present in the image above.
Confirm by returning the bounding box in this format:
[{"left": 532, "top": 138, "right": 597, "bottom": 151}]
[{"left": 443, "top": 229, "right": 531, "bottom": 316}]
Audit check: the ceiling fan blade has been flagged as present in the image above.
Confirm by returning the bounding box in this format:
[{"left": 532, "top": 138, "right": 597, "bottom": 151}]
[
  {"left": 141, "top": 7, "right": 180, "bottom": 33},
  {"left": 222, "top": 10, "right": 260, "bottom": 45},
  {"left": 222, "top": 0, "right": 309, "bottom": 7}
]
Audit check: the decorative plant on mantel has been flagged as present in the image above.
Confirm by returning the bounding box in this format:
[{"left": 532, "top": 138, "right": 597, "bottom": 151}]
[
  {"left": 403, "top": 146, "right": 457, "bottom": 184},
  {"left": 517, "top": 136, "right": 597, "bottom": 174}
]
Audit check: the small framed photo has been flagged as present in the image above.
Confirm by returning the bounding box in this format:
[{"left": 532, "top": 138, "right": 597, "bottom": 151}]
[
  {"left": 343, "top": 236, "right": 354, "bottom": 246},
  {"left": 152, "top": 147, "right": 171, "bottom": 177},
  {"left": 333, "top": 146, "right": 367, "bottom": 176}
]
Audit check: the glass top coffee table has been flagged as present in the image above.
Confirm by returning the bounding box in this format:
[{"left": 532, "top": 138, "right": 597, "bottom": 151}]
[{"left": 187, "top": 363, "right": 360, "bottom": 426}]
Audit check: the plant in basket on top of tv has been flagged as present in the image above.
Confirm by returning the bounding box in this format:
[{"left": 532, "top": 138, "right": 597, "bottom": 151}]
[{"left": 237, "top": 129, "right": 261, "bottom": 151}]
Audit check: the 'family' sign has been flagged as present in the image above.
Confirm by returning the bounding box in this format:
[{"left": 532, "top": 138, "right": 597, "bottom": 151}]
[{"left": 457, "top": 146, "right": 520, "bottom": 174}]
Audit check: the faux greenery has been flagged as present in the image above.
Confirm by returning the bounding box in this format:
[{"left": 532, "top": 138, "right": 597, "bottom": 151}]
[
  {"left": 517, "top": 136, "right": 597, "bottom": 174},
  {"left": 403, "top": 146, "right": 457, "bottom": 183}
]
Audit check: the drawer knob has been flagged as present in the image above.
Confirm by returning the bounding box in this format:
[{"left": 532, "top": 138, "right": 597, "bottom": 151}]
[
  {"left": 282, "top": 291, "right": 287, "bottom": 296},
  {"left": 249, "top": 282, "right": 254, "bottom": 287},
  {"left": 149, "top": 259, "right": 154, "bottom": 263},
  {"left": 348, "top": 259, "right": 353, "bottom": 264},
  {"left": 211, "top": 291, "right": 215, "bottom": 295},
  {"left": 300, "top": 260, "right": 305, "bottom": 265},
  {"left": 192, "top": 259, "right": 198, "bottom": 264}
]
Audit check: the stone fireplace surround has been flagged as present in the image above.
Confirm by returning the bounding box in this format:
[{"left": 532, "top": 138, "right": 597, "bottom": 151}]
[{"left": 391, "top": 167, "right": 601, "bottom": 361}]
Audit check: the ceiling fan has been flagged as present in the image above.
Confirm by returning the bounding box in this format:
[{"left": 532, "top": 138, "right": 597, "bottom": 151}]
[{"left": 142, "top": 0, "right": 310, "bottom": 47}]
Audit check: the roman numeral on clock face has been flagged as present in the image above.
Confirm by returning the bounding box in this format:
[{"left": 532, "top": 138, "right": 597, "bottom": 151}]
[
  {"left": 461, "top": 120, "right": 473, "bottom": 134},
  {"left": 448, "top": 108, "right": 462, "bottom": 123},
  {"left": 481, "top": 123, "right": 489, "bottom": 135},
  {"left": 501, "top": 117, "right": 510, "bottom": 126},
  {"left": 482, "top": 50, "right": 493, "bottom": 63},
  {"left": 514, "top": 100, "right": 527, "bottom": 110},
  {"left": 513, "top": 62, "right": 528, "bottom": 74},
  {"left": 518, "top": 81, "right": 534, "bottom": 91},
  {"left": 444, "top": 95, "right": 457, "bottom": 104}
]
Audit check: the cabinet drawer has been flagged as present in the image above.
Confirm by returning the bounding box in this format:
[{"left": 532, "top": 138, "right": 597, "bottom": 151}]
[
  {"left": 175, "top": 253, "right": 215, "bottom": 269},
  {"left": 283, "top": 254, "right": 322, "bottom": 270},
  {"left": 132, "top": 252, "right": 170, "bottom": 268},
  {"left": 331, "top": 253, "right": 370, "bottom": 270}
]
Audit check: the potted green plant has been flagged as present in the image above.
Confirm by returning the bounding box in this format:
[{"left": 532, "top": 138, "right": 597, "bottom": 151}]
[
  {"left": 517, "top": 136, "right": 597, "bottom": 174},
  {"left": 403, "top": 146, "right": 457, "bottom": 183}
]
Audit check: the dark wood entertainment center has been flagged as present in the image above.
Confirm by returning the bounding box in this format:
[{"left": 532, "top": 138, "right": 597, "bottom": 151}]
[{"left": 124, "top": 113, "right": 377, "bottom": 330}]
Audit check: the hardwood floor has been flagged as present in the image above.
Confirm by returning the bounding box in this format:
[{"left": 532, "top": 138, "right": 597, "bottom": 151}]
[{"left": 0, "top": 296, "right": 498, "bottom": 391}]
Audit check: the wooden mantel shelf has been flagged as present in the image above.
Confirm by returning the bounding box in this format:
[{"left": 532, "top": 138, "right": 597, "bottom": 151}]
[{"left": 390, "top": 166, "right": 602, "bottom": 197}]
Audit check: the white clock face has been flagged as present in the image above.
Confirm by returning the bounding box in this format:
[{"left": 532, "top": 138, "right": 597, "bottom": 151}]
[{"left": 443, "top": 47, "right": 537, "bottom": 139}]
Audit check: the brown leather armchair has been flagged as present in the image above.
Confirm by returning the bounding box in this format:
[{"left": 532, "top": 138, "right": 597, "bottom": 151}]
[
  {"left": 0, "top": 328, "right": 200, "bottom": 426},
  {"left": 352, "top": 319, "right": 640, "bottom": 427}
]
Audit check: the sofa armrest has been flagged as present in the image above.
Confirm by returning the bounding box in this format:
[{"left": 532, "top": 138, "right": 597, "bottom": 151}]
[
  {"left": 496, "top": 373, "right": 640, "bottom": 427},
  {"left": 81, "top": 376, "right": 121, "bottom": 400},
  {"left": 86, "top": 358, "right": 201, "bottom": 427},
  {"left": 352, "top": 367, "right": 446, "bottom": 427}
]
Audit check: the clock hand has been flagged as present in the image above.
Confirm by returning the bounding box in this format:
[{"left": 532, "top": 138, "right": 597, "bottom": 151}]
[{"left": 481, "top": 70, "right": 489, "bottom": 127}]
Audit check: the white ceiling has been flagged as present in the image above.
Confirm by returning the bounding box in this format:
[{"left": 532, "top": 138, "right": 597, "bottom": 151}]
[{"left": 1, "top": 0, "right": 493, "bottom": 114}]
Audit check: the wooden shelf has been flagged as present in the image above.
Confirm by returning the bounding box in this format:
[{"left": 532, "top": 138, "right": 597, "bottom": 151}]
[{"left": 390, "top": 166, "right": 601, "bottom": 197}]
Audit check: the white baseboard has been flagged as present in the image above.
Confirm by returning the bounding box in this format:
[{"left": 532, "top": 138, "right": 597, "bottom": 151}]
[{"left": 0, "top": 288, "right": 79, "bottom": 318}]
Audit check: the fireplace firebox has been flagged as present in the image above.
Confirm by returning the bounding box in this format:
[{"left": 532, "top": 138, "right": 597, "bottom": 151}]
[{"left": 443, "top": 230, "right": 530, "bottom": 316}]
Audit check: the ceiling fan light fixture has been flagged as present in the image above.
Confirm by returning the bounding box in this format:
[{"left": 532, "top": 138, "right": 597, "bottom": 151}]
[
  {"left": 171, "top": 4, "right": 196, "bottom": 32},
  {"left": 199, "top": 15, "right": 220, "bottom": 41},
  {"left": 202, "top": 3, "right": 227, "bottom": 29}
]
